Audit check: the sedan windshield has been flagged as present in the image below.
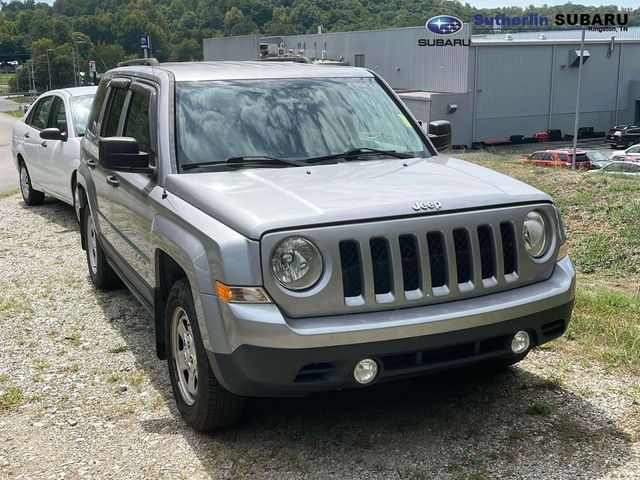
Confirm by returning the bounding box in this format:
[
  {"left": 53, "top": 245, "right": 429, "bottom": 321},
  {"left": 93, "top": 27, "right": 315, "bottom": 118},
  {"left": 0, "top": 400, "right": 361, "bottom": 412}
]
[
  {"left": 175, "top": 77, "right": 429, "bottom": 169},
  {"left": 71, "top": 95, "right": 95, "bottom": 136}
]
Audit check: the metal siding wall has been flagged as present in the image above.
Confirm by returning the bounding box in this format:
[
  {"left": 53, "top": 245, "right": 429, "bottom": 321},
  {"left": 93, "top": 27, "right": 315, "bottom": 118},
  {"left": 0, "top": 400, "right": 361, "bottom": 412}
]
[
  {"left": 203, "top": 36, "right": 259, "bottom": 61},
  {"left": 474, "top": 45, "right": 553, "bottom": 141},
  {"left": 473, "top": 41, "right": 640, "bottom": 142},
  {"left": 282, "top": 28, "right": 469, "bottom": 93}
]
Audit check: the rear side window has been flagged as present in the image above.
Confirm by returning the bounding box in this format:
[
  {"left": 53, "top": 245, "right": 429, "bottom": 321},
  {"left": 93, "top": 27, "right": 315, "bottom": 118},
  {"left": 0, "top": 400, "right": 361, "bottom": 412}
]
[
  {"left": 123, "top": 90, "right": 151, "bottom": 155},
  {"left": 621, "top": 163, "right": 640, "bottom": 173},
  {"left": 557, "top": 154, "right": 567, "bottom": 161},
  {"left": 48, "top": 97, "right": 67, "bottom": 134},
  {"left": 575, "top": 154, "right": 588, "bottom": 162},
  {"left": 29, "top": 96, "right": 54, "bottom": 130},
  {"left": 87, "top": 80, "right": 108, "bottom": 135},
  {"left": 102, "top": 88, "right": 128, "bottom": 137}
]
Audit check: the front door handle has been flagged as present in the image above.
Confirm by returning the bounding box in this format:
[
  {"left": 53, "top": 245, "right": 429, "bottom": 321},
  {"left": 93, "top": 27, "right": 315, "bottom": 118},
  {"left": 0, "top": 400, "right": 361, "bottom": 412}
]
[
  {"left": 86, "top": 159, "right": 97, "bottom": 168},
  {"left": 106, "top": 175, "right": 120, "bottom": 187},
  {"left": 24, "top": 132, "right": 30, "bottom": 138},
  {"left": 41, "top": 141, "right": 47, "bottom": 148}
]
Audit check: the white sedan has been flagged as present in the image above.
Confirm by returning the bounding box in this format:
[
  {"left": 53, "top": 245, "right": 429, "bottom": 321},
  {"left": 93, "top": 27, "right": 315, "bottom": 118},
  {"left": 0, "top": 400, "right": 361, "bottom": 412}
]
[
  {"left": 590, "top": 161, "right": 640, "bottom": 176},
  {"left": 609, "top": 144, "right": 640, "bottom": 162},
  {"left": 11, "top": 86, "right": 97, "bottom": 220}
]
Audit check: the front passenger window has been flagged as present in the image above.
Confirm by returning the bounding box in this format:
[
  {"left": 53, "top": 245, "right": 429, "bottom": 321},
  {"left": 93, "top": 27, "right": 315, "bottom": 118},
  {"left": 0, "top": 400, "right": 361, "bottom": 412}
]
[
  {"left": 123, "top": 90, "right": 152, "bottom": 156},
  {"left": 48, "top": 97, "right": 68, "bottom": 135}
]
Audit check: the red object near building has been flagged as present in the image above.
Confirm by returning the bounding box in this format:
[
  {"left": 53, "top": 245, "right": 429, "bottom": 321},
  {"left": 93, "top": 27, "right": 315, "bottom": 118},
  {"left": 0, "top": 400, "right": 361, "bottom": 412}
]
[{"left": 534, "top": 132, "right": 550, "bottom": 142}]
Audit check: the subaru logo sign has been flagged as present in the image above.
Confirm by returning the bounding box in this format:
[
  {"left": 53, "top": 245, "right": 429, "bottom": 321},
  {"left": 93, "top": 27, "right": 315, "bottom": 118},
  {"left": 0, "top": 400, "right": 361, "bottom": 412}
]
[{"left": 426, "top": 16, "right": 464, "bottom": 35}]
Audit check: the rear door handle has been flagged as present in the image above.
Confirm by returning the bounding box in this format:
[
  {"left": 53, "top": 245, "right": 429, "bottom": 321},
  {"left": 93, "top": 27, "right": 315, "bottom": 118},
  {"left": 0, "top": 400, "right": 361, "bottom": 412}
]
[
  {"left": 86, "top": 159, "right": 97, "bottom": 168},
  {"left": 106, "top": 175, "right": 120, "bottom": 187},
  {"left": 24, "top": 132, "right": 30, "bottom": 138},
  {"left": 41, "top": 141, "right": 47, "bottom": 148}
]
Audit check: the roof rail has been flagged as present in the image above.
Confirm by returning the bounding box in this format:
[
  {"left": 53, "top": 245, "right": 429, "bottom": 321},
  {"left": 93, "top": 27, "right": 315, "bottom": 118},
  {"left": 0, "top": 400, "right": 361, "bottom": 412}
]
[{"left": 117, "top": 58, "right": 160, "bottom": 67}]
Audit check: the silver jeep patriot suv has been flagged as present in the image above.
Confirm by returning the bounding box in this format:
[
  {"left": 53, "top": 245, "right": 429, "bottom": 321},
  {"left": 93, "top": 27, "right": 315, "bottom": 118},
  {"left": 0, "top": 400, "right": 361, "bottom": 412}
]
[{"left": 77, "top": 61, "right": 575, "bottom": 431}]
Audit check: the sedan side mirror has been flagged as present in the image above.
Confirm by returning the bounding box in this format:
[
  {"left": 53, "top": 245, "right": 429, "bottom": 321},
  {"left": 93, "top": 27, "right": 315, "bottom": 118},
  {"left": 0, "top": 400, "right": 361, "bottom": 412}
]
[
  {"left": 99, "top": 137, "right": 152, "bottom": 173},
  {"left": 428, "top": 120, "right": 452, "bottom": 150},
  {"left": 40, "top": 128, "right": 67, "bottom": 141}
]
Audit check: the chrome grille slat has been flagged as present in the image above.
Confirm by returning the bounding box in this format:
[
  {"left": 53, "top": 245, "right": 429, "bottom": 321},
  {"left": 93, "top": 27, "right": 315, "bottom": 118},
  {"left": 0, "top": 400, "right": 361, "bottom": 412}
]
[
  {"left": 444, "top": 229, "right": 459, "bottom": 295},
  {"left": 388, "top": 235, "right": 405, "bottom": 302}
]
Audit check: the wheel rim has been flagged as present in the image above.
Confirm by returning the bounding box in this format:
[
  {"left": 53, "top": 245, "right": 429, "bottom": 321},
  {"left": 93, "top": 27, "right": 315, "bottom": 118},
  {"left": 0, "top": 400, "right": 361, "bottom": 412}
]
[
  {"left": 171, "top": 306, "right": 198, "bottom": 406},
  {"left": 86, "top": 214, "right": 98, "bottom": 275},
  {"left": 20, "top": 167, "right": 30, "bottom": 200},
  {"left": 73, "top": 185, "right": 81, "bottom": 221}
]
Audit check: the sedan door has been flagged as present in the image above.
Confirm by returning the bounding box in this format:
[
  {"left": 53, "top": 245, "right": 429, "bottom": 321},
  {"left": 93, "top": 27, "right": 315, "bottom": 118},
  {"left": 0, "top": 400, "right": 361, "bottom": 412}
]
[
  {"left": 20, "top": 96, "right": 54, "bottom": 187},
  {"left": 39, "top": 96, "right": 74, "bottom": 201}
]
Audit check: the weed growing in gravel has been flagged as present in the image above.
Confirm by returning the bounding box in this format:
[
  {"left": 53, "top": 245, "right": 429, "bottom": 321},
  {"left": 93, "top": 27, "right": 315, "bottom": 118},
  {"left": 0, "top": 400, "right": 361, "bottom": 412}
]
[
  {"left": 65, "top": 330, "right": 82, "bottom": 347},
  {"left": 0, "top": 294, "right": 33, "bottom": 318},
  {"left": 527, "top": 401, "right": 553, "bottom": 415},
  {"left": 108, "top": 345, "right": 128, "bottom": 354},
  {"left": 0, "top": 373, "right": 8, "bottom": 383},
  {"left": 0, "top": 188, "right": 19, "bottom": 200},
  {"left": 0, "top": 385, "right": 24, "bottom": 411}
]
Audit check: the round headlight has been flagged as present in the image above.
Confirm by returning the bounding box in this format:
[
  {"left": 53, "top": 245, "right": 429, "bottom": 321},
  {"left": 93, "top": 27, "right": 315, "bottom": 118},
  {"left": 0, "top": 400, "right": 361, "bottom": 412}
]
[
  {"left": 270, "top": 237, "right": 323, "bottom": 290},
  {"left": 522, "top": 211, "right": 548, "bottom": 258}
]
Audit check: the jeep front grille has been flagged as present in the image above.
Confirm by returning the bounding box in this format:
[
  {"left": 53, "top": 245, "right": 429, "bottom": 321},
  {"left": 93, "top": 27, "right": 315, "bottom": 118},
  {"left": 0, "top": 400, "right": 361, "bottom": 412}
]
[
  {"left": 338, "top": 222, "right": 519, "bottom": 302},
  {"left": 261, "top": 204, "right": 558, "bottom": 318}
]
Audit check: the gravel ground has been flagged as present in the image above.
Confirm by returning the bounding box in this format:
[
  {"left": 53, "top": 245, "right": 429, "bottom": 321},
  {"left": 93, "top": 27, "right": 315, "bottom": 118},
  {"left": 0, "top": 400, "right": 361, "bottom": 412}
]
[{"left": 0, "top": 194, "right": 639, "bottom": 480}]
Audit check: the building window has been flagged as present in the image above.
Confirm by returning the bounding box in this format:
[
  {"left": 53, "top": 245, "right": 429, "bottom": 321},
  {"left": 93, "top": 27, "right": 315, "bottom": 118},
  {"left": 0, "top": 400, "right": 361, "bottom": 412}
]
[{"left": 355, "top": 54, "right": 365, "bottom": 67}]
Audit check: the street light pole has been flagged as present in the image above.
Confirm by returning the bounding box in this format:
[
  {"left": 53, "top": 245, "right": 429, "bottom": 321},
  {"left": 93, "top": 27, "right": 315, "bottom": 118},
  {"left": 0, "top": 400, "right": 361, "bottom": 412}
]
[
  {"left": 46, "top": 49, "right": 53, "bottom": 91},
  {"left": 571, "top": 28, "right": 586, "bottom": 170}
]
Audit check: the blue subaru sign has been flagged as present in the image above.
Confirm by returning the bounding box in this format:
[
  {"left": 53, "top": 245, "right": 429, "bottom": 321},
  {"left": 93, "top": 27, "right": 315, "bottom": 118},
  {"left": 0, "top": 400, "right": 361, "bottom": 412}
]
[
  {"left": 141, "top": 35, "right": 149, "bottom": 49},
  {"left": 426, "top": 16, "right": 464, "bottom": 35}
]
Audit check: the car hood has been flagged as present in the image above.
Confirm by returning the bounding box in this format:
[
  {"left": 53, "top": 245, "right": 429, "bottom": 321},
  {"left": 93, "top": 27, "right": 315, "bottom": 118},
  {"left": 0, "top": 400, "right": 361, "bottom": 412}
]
[{"left": 164, "top": 155, "right": 552, "bottom": 240}]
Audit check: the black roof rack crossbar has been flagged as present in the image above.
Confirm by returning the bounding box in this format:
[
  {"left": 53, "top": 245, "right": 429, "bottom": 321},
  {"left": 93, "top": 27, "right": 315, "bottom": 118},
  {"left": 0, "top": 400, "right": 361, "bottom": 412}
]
[{"left": 117, "top": 58, "right": 160, "bottom": 67}]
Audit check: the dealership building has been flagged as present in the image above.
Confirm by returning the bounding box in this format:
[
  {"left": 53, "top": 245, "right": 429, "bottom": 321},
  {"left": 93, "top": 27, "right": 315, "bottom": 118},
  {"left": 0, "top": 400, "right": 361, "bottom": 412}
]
[{"left": 203, "top": 26, "right": 640, "bottom": 147}]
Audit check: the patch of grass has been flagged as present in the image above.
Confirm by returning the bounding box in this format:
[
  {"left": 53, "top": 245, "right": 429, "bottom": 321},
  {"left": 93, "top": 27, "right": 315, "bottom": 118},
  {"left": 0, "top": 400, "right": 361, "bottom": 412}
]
[
  {"left": 107, "top": 373, "right": 122, "bottom": 383},
  {"left": 526, "top": 401, "right": 553, "bottom": 416},
  {"left": 569, "top": 287, "right": 640, "bottom": 371},
  {"left": 108, "top": 344, "right": 128, "bottom": 354},
  {"left": 0, "top": 373, "right": 9, "bottom": 383},
  {"left": 0, "top": 293, "right": 33, "bottom": 318},
  {"left": 0, "top": 188, "right": 20, "bottom": 200},
  {"left": 64, "top": 330, "right": 82, "bottom": 347},
  {"left": 0, "top": 385, "right": 24, "bottom": 411}
]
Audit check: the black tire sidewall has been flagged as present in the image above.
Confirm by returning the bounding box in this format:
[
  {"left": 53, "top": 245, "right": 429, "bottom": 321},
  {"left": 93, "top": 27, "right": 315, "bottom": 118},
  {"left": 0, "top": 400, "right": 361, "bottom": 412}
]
[{"left": 165, "top": 280, "right": 213, "bottom": 428}]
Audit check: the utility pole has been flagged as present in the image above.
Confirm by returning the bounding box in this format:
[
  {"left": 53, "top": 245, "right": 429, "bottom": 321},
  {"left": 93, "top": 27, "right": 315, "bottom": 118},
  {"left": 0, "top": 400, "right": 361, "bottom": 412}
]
[
  {"left": 571, "top": 28, "right": 586, "bottom": 170},
  {"left": 46, "top": 49, "right": 53, "bottom": 91}
]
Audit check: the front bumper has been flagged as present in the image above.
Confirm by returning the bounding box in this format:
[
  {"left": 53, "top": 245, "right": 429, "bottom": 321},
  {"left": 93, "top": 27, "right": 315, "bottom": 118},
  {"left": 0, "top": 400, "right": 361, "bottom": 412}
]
[
  {"left": 209, "top": 299, "right": 573, "bottom": 396},
  {"left": 202, "top": 256, "right": 575, "bottom": 396}
]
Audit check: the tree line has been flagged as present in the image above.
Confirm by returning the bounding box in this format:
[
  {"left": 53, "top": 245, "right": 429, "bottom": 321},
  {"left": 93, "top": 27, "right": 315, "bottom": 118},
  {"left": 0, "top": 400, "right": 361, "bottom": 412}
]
[{"left": 1, "top": 0, "right": 638, "bottom": 92}]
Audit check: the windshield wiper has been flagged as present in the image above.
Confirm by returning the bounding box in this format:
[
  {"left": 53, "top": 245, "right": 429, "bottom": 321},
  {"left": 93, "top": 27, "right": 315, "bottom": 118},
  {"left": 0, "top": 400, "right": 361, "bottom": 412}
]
[
  {"left": 305, "top": 148, "right": 413, "bottom": 164},
  {"left": 181, "top": 155, "right": 307, "bottom": 171}
]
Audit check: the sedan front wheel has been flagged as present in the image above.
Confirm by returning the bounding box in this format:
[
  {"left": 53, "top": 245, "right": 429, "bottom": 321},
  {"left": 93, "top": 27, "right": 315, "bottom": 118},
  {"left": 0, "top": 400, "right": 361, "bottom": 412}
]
[{"left": 19, "top": 163, "right": 44, "bottom": 206}]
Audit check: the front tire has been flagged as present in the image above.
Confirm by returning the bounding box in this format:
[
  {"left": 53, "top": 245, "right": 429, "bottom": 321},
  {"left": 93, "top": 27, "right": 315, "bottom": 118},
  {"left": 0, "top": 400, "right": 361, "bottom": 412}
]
[
  {"left": 166, "top": 279, "right": 245, "bottom": 431},
  {"left": 83, "top": 206, "right": 121, "bottom": 290},
  {"left": 73, "top": 181, "right": 81, "bottom": 223},
  {"left": 19, "top": 162, "right": 44, "bottom": 206}
]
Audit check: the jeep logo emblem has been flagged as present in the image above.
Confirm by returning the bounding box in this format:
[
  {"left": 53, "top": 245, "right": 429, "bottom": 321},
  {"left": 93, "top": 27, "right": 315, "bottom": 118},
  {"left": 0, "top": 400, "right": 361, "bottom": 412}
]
[{"left": 412, "top": 201, "right": 442, "bottom": 211}]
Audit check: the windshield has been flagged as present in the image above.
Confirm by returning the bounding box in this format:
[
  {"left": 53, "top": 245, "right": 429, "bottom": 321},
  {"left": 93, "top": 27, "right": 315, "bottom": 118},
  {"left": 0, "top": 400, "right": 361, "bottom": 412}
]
[
  {"left": 586, "top": 151, "right": 608, "bottom": 161},
  {"left": 175, "top": 77, "right": 429, "bottom": 168},
  {"left": 71, "top": 95, "right": 95, "bottom": 136}
]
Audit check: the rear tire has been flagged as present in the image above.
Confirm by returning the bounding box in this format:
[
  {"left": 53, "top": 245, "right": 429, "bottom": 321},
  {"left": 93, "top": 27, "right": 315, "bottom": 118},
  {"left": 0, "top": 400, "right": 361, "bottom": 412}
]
[
  {"left": 166, "top": 279, "right": 245, "bottom": 431},
  {"left": 83, "top": 206, "right": 121, "bottom": 290},
  {"left": 626, "top": 140, "right": 635, "bottom": 148},
  {"left": 19, "top": 162, "right": 44, "bottom": 206}
]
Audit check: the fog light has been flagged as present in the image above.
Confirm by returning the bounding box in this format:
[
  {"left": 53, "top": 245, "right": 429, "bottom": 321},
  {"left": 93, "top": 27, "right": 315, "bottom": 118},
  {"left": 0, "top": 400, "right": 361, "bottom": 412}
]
[
  {"left": 511, "top": 331, "right": 531, "bottom": 354},
  {"left": 353, "top": 359, "right": 378, "bottom": 384}
]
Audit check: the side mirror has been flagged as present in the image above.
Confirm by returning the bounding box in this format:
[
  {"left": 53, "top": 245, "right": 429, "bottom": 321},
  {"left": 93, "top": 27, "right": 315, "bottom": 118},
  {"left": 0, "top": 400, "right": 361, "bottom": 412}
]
[
  {"left": 40, "top": 128, "right": 67, "bottom": 141},
  {"left": 99, "top": 137, "right": 152, "bottom": 173},
  {"left": 428, "top": 120, "right": 452, "bottom": 150}
]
